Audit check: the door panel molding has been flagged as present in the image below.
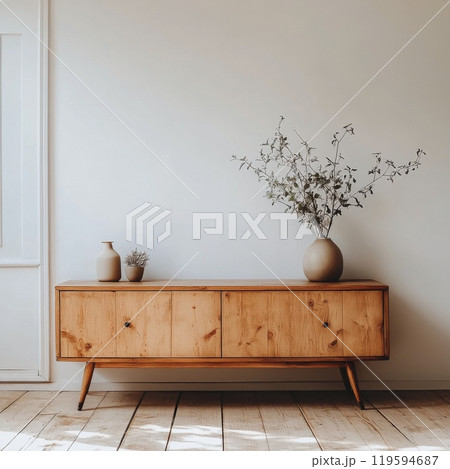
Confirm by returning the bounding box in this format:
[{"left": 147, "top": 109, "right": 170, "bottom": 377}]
[{"left": 0, "top": 0, "right": 49, "bottom": 382}]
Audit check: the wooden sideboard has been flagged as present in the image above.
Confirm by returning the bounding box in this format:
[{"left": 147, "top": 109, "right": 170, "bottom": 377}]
[{"left": 55, "top": 280, "right": 389, "bottom": 410}]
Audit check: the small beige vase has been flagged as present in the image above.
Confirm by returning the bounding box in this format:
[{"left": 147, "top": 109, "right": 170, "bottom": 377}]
[
  {"left": 303, "top": 238, "right": 343, "bottom": 282},
  {"left": 125, "top": 266, "right": 144, "bottom": 282},
  {"left": 96, "top": 241, "right": 121, "bottom": 282}
]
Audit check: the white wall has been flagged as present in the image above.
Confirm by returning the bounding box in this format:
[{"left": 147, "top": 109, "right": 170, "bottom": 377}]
[{"left": 35, "top": 0, "right": 450, "bottom": 390}]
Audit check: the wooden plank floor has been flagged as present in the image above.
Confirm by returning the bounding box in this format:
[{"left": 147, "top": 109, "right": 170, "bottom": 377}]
[{"left": 0, "top": 390, "right": 448, "bottom": 451}]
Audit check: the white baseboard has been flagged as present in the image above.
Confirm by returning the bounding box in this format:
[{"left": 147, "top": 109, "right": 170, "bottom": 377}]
[
  {"left": 0, "top": 380, "right": 448, "bottom": 392},
  {"left": 0, "top": 369, "right": 49, "bottom": 382}
]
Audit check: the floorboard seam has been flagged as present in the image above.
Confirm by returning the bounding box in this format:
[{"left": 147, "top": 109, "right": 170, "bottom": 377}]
[
  {"left": 364, "top": 393, "right": 418, "bottom": 449},
  {"left": 0, "top": 391, "right": 58, "bottom": 451},
  {"left": 220, "top": 392, "right": 225, "bottom": 451},
  {"left": 67, "top": 390, "right": 110, "bottom": 451},
  {"left": 432, "top": 390, "right": 450, "bottom": 405},
  {"left": 255, "top": 391, "right": 272, "bottom": 451},
  {"left": 0, "top": 391, "right": 27, "bottom": 415},
  {"left": 116, "top": 391, "right": 146, "bottom": 451},
  {"left": 6, "top": 412, "right": 57, "bottom": 451},
  {"left": 290, "top": 391, "right": 324, "bottom": 451},
  {"left": 164, "top": 391, "right": 182, "bottom": 451}
]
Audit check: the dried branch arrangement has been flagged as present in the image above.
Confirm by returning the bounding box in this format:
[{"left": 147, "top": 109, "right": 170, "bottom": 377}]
[{"left": 233, "top": 117, "right": 426, "bottom": 238}]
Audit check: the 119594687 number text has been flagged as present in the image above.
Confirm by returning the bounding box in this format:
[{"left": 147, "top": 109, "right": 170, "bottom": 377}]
[{"left": 372, "top": 456, "right": 439, "bottom": 466}]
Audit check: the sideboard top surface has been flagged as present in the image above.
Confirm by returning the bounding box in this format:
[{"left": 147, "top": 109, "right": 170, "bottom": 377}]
[{"left": 56, "top": 279, "right": 388, "bottom": 291}]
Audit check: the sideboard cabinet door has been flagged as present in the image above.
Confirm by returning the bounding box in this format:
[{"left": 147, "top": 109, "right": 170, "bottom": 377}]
[
  {"left": 59, "top": 291, "right": 116, "bottom": 358},
  {"left": 222, "top": 291, "right": 343, "bottom": 357},
  {"left": 116, "top": 292, "right": 172, "bottom": 357},
  {"left": 172, "top": 292, "right": 221, "bottom": 357},
  {"left": 343, "top": 291, "right": 385, "bottom": 357}
]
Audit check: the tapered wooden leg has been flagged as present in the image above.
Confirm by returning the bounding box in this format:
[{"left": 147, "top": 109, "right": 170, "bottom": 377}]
[
  {"left": 345, "top": 361, "right": 365, "bottom": 410},
  {"left": 340, "top": 366, "right": 351, "bottom": 391},
  {"left": 78, "top": 362, "right": 95, "bottom": 411}
]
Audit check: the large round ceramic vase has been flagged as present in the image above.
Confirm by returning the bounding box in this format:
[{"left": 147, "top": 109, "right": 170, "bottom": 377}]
[
  {"left": 97, "top": 241, "right": 121, "bottom": 282},
  {"left": 303, "top": 238, "right": 343, "bottom": 282}
]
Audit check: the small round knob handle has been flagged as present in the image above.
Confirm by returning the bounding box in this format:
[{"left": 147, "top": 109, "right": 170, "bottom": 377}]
[
  {"left": 323, "top": 321, "right": 329, "bottom": 328},
  {"left": 124, "top": 321, "right": 131, "bottom": 328}
]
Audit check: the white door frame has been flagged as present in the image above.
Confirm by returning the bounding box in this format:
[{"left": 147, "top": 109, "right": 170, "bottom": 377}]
[{"left": 0, "top": 0, "right": 49, "bottom": 382}]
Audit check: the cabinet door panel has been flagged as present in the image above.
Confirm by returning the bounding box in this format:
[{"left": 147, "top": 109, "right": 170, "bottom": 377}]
[
  {"left": 222, "top": 292, "right": 268, "bottom": 357},
  {"left": 60, "top": 292, "right": 116, "bottom": 358},
  {"left": 222, "top": 291, "right": 343, "bottom": 357},
  {"left": 343, "top": 291, "right": 385, "bottom": 357},
  {"left": 116, "top": 292, "right": 171, "bottom": 357},
  {"left": 268, "top": 291, "right": 343, "bottom": 357},
  {"left": 172, "top": 292, "right": 221, "bottom": 357}
]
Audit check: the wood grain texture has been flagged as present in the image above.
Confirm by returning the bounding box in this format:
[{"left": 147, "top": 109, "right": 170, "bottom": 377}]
[
  {"left": 55, "top": 291, "right": 61, "bottom": 358},
  {"left": 116, "top": 291, "right": 172, "bottom": 357},
  {"left": 257, "top": 391, "right": 320, "bottom": 450},
  {"left": 0, "top": 391, "right": 57, "bottom": 450},
  {"left": 223, "top": 291, "right": 343, "bottom": 357},
  {"left": 345, "top": 362, "right": 364, "bottom": 409},
  {"left": 1, "top": 391, "right": 447, "bottom": 451},
  {"left": 222, "top": 392, "right": 269, "bottom": 450},
  {"left": 6, "top": 392, "right": 105, "bottom": 451},
  {"left": 436, "top": 390, "right": 450, "bottom": 404},
  {"left": 269, "top": 291, "right": 343, "bottom": 357},
  {"left": 294, "top": 391, "right": 416, "bottom": 451},
  {"left": 119, "top": 392, "right": 179, "bottom": 451},
  {"left": 78, "top": 362, "right": 95, "bottom": 410},
  {"left": 343, "top": 291, "right": 385, "bottom": 357},
  {"left": 365, "top": 391, "right": 450, "bottom": 450},
  {"left": 56, "top": 279, "right": 388, "bottom": 291},
  {"left": 383, "top": 290, "right": 390, "bottom": 358},
  {"left": 167, "top": 392, "right": 222, "bottom": 451},
  {"left": 24, "top": 416, "right": 88, "bottom": 451},
  {"left": 172, "top": 292, "right": 221, "bottom": 357},
  {"left": 55, "top": 282, "right": 388, "bottom": 408},
  {"left": 69, "top": 392, "right": 143, "bottom": 451},
  {"left": 59, "top": 291, "right": 116, "bottom": 358},
  {"left": 222, "top": 291, "right": 268, "bottom": 357},
  {"left": 72, "top": 358, "right": 372, "bottom": 367},
  {"left": 0, "top": 391, "right": 25, "bottom": 413},
  {"left": 3, "top": 413, "right": 55, "bottom": 451}
]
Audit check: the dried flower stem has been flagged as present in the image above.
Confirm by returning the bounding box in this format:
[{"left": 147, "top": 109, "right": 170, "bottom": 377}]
[
  {"left": 124, "top": 248, "right": 150, "bottom": 268},
  {"left": 232, "top": 117, "right": 426, "bottom": 238}
]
